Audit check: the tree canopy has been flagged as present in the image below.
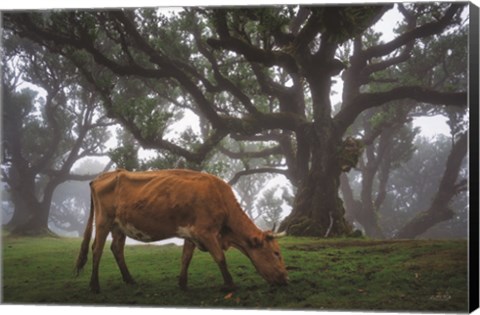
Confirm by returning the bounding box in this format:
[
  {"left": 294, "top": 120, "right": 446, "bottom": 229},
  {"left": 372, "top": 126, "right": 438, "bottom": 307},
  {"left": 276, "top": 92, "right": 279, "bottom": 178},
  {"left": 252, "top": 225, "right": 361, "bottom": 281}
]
[
  {"left": 2, "top": 30, "right": 113, "bottom": 234},
  {"left": 3, "top": 3, "right": 469, "bottom": 237}
]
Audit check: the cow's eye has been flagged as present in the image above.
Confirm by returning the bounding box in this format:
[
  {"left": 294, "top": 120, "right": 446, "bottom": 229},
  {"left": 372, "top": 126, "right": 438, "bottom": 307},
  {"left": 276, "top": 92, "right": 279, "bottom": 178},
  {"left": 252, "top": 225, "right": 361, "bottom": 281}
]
[{"left": 274, "top": 251, "right": 280, "bottom": 258}]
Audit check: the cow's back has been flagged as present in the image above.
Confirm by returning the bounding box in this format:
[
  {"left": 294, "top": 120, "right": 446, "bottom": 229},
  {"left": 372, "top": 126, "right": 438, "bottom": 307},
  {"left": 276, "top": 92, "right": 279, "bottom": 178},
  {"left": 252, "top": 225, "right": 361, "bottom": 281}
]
[{"left": 92, "top": 169, "right": 231, "bottom": 242}]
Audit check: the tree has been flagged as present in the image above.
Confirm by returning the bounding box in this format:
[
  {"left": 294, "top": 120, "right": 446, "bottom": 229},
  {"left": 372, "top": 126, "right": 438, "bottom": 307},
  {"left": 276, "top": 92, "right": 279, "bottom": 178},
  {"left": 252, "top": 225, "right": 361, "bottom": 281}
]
[
  {"left": 256, "top": 186, "right": 288, "bottom": 231},
  {"left": 109, "top": 128, "right": 141, "bottom": 170},
  {"left": 374, "top": 133, "right": 468, "bottom": 239},
  {"left": 395, "top": 133, "right": 467, "bottom": 239},
  {"left": 340, "top": 103, "right": 418, "bottom": 238},
  {"left": 219, "top": 139, "right": 284, "bottom": 220},
  {"left": 1, "top": 33, "right": 113, "bottom": 235},
  {"left": 49, "top": 158, "right": 110, "bottom": 236},
  {"left": 4, "top": 4, "right": 468, "bottom": 236},
  {"left": 339, "top": 3, "right": 469, "bottom": 238},
  {"left": 395, "top": 128, "right": 468, "bottom": 238}
]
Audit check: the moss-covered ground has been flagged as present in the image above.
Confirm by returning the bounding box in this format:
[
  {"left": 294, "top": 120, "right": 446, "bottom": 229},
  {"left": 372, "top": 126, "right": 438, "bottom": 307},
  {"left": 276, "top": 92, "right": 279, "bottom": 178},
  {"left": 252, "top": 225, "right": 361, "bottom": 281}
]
[{"left": 1, "top": 235, "right": 468, "bottom": 312}]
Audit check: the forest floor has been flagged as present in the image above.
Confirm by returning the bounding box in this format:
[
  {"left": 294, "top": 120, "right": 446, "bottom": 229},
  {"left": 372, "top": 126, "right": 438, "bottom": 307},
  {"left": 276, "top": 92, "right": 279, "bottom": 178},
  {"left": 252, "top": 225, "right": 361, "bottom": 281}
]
[{"left": 1, "top": 234, "right": 469, "bottom": 312}]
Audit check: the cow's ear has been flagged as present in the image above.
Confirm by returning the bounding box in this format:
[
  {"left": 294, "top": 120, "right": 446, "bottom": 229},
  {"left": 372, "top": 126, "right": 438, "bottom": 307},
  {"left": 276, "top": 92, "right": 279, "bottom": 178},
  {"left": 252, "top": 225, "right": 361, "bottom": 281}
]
[{"left": 248, "top": 235, "right": 264, "bottom": 248}]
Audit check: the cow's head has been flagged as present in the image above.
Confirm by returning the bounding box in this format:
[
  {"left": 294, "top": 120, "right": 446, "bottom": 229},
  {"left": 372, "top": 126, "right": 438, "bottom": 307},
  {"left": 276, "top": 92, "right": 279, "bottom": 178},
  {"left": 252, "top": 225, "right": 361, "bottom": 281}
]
[{"left": 243, "top": 230, "right": 288, "bottom": 286}]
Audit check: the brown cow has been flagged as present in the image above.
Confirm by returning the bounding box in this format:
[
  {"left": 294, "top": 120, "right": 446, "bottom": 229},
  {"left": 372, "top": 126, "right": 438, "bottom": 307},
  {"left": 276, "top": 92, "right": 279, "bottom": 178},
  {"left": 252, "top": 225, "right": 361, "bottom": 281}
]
[{"left": 75, "top": 169, "right": 288, "bottom": 293}]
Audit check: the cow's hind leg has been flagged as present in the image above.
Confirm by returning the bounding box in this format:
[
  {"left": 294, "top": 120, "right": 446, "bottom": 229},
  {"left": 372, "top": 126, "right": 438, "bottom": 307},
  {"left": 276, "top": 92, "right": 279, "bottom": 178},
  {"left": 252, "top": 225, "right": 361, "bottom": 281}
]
[
  {"left": 111, "top": 227, "right": 136, "bottom": 285},
  {"left": 179, "top": 239, "right": 196, "bottom": 290},
  {"left": 90, "top": 222, "right": 111, "bottom": 293},
  {"left": 200, "top": 235, "right": 235, "bottom": 291}
]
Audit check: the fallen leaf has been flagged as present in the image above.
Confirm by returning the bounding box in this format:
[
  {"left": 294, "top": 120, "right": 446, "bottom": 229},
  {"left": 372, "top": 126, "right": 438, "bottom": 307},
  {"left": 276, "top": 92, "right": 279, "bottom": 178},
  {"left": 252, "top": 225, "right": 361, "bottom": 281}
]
[{"left": 224, "top": 292, "right": 234, "bottom": 300}]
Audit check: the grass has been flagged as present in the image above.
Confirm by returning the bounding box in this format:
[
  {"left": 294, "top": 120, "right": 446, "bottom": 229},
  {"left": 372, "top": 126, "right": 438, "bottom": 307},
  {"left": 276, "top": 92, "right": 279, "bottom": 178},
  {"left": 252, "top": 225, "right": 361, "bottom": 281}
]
[{"left": 1, "top": 234, "right": 468, "bottom": 311}]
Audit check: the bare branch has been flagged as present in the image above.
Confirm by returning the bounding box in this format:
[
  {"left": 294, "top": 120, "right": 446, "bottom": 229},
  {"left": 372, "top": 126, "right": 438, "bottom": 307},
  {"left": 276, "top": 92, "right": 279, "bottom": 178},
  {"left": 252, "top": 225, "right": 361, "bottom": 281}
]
[
  {"left": 219, "top": 145, "right": 282, "bottom": 159},
  {"left": 335, "top": 86, "right": 467, "bottom": 133}
]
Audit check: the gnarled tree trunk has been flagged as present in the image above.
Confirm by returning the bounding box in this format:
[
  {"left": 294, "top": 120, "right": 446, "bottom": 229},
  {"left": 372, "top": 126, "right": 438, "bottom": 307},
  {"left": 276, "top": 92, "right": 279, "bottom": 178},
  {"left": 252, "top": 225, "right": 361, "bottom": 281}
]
[
  {"left": 7, "top": 174, "right": 55, "bottom": 236},
  {"left": 395, "top": 132, "right": 468, "bottom": 239},
  {"left": 281, "top": 85, "right": 352, "bottom": 237}
]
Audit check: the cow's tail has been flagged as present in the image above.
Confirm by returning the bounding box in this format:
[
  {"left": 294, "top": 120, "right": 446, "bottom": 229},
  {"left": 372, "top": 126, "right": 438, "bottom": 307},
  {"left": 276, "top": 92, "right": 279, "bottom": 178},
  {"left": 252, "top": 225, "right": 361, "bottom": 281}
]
[{"left": 74, "top": 192, "right": 95, "bottom": 276}]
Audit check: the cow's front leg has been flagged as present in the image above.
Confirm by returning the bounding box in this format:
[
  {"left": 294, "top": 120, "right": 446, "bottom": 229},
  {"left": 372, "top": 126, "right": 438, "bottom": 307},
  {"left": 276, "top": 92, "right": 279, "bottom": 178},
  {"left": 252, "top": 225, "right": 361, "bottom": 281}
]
[
  {"left": 201, "top": 234, "right": 236, "bottom": 291},
  {"left": 179, "top": 239, "right": 196, "bottom": 290},
  {"left": 217, "top": 258, "right": 237, "bottom": 292}
]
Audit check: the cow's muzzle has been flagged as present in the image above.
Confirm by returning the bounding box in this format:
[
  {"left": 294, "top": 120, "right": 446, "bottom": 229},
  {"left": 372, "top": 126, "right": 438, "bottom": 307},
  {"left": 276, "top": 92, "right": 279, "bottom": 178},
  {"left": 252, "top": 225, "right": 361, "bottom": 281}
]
[{"left": 270, "top": 275, "right": 289, "bottom": 286}]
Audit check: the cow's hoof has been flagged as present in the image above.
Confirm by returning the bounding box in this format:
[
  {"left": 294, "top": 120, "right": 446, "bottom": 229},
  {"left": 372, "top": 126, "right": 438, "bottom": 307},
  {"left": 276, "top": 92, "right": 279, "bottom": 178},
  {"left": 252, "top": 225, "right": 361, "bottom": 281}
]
[
  {"left": 89, "top": 279, "right": 100, "bottom": 293},
  {"left": 179, "top": 278, "right": 188, "bottom": 291},
  {"left": 124, "top": 278, "right": 136, "bottom": 286},
  {"left": 179, "top": 281, "right": 188, "bottom": 291},
  {"left": 90, "top": 285, "right": 100, "bottom": 294},
  {"left": 221, "top": 283, "right": 237, "bottom": 292}
]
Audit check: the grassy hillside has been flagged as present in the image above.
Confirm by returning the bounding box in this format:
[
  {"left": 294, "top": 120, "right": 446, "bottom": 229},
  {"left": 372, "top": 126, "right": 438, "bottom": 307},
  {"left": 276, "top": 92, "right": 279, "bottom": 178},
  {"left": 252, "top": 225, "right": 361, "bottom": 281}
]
[{"left": 1, "top": 234, "right": 468, "bottom": 311}]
